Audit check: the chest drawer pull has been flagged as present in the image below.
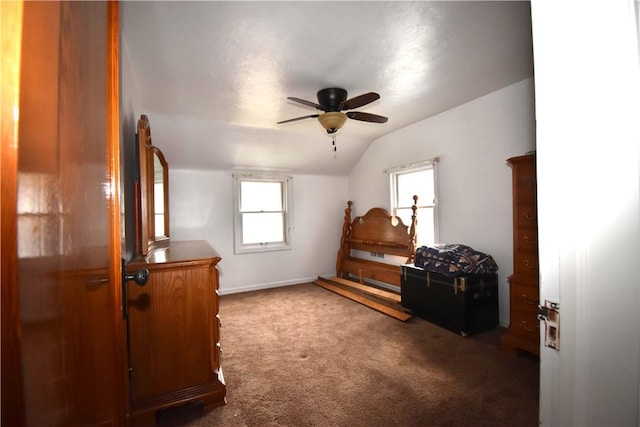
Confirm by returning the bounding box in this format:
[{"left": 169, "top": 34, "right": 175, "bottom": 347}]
[
  {"left": 523, "top": 212, "right": 537, "bottom": 221},
  {"left": 521, "top": 320, "right": 539, "bottom": 333},
  {"left": 523, "top": 235, "right": 536, "bottom": 244},
  {"left": 524, "top": 259, "right": 537, "bottom": 269},
  {"left": 521, "top": 294, "right": 538, "bottom": 305}
]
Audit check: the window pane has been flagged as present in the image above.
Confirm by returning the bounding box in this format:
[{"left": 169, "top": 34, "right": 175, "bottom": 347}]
[
  {"left": 154, "top": 182, "right": 165, "bottom": 236},
  {"left": 241, "top": 181, "right": 282, "bottom": 212},
  {"left": 155, "top": 214, "right": 164, "bottom": 236},
  {"left": 395, "top": 208, "right": 413, "bottom": 231},
  {"left": 242, "top": 212, "right": 284, "bottom": 244},
  {"left": 154, "top": 183, "right": 164, "bottom": 213},
  {"left": 416, "top": 207, "right": 435, "bottom": 246},
  {"left": 397, "top": 169, "right": 434, "bottom": 207},
  {"left": 396, "top": 207, "right": 435, "bottom": 247}
]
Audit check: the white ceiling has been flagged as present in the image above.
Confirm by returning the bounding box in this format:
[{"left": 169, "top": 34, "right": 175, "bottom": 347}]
[{"left": 121, "top": 1, "right": 533, "bottom": 175}]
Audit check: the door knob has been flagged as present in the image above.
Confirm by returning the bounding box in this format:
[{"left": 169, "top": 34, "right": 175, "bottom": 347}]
[
  {"left": 124, "top": 268, "right": 149, "bottom": 286},
  {"left": 121, "top": 259, "right": 150, "bottom": 319}
]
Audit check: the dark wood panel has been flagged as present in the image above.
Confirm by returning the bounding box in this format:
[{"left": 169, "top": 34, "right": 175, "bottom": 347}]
[
  {"left": 509, "top": 280, "right": 540, "bottom": 314},
  {"left": 129, "top": 263, "right": 217, "bottom": 399},
  {"left": 6, "top": 1, "right": 127, "bottom": 424}
]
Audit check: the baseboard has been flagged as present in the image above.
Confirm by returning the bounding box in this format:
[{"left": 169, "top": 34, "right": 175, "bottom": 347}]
[{"left": 219, "top": 274, "right": 334, "bottom": 296}]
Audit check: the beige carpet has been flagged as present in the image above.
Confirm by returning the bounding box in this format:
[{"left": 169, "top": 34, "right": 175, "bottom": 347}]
[{"left": 183, "top": 283, "right": 539, "bottom": 427}]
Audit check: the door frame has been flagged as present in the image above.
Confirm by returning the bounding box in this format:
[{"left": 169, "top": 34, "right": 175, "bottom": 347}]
[{"left": 1, "top": 1, "right": 26, "bottom": 424}]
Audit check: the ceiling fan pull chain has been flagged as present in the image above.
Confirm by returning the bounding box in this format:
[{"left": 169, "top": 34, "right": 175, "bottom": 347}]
[{"left": 332, "top": 133, "right": 338, "bottom": 160}]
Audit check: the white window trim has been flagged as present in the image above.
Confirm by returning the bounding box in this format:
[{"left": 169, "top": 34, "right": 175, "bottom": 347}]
[
  {"left": 387, "top": 157, "right": 439, "bottom": 245},
  {"left": 232, "top": 172, "right": 293, "bottom": 254}
]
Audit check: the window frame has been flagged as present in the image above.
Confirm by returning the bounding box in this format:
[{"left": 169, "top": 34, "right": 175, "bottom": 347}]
[
  {"left": 387, "top": 158, "right": 439, "bottom": 247},
  {"left": 232, "top": 173, "right": 293, "bottom": 254}
]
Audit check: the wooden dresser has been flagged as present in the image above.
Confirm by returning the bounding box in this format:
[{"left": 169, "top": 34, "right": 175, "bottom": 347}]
[
  {"left": 127, "top": 240, "right": 226, "bottom": 425},
  {"left": 501, "top": 154, "right": 540, "bottom": 356}
]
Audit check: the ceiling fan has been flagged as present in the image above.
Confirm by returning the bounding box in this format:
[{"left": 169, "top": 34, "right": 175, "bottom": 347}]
[{"left": 277, "top": 88, "right": 388, "bottom": 134}]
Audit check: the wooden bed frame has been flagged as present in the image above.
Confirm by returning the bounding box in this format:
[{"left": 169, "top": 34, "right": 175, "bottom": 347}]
[
  {"left": 314, "top": 197, "right": 418, "bottom": 320},
  {"left": 336, "top": 198, "right": 418, "bottom": 286}
]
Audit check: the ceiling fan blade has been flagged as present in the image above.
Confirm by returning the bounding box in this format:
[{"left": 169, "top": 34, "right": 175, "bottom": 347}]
[
  {"left": 277, "top": 114, "right": 320, "bottom": 125},
  {"left": 339, "top": 92, "right": 380, "bottom": 110},
  {"left": 287, "top": 97, "right": 325, "bottom": 111},
  {"left": 346, "top": 111, "right": 388, "bottom": 123}
]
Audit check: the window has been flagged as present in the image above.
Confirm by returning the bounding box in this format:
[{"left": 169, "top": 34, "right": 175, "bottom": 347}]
[
  {"left": 388, "top": 158, "right": 439, "bottom": 247},
  {"left": 154, "top": 180, "right": 165, "bottom": 236},
  {"left": 233, "top": 174, "right": 292, "bottom": 254}
]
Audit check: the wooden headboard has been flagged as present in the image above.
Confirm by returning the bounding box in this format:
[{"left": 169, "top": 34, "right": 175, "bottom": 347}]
[{"left": 335, "top": 197, "right": 418, "bottom": 288}]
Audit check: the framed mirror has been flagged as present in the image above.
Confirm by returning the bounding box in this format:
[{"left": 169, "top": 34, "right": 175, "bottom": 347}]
[
  {"left": 137, "top": 115, "right": 169, "bottom": 256},
  {"left": 151, "top": 146, "right": 169, "bottom": 243}
]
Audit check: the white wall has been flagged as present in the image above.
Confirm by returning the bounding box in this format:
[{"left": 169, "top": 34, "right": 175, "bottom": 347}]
[
  {"left": 170, "top": 170, "right": 348, "bottom": 294},
  {"left": 348, "top": 78, "right": 537, "bottom": 326}
]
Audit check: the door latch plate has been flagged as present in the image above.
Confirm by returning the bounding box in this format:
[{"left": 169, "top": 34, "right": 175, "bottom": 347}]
[{"left": 537, "top": 300, "right": 559, "bottom": 351}]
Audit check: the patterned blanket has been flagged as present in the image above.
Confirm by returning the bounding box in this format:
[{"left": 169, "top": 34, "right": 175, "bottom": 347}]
[{"left": 414, "top": 244, "right": 498, "bottom": 277}]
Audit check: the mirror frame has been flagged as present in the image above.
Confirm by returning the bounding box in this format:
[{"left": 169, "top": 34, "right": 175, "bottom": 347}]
[{"left": 137, "top": 115, "right": 169, "bottom": 256}]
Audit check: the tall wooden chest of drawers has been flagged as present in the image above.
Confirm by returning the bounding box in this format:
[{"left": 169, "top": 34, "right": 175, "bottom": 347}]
[{"left": 501, "top": 154, "right": 540, "bottom": 356}]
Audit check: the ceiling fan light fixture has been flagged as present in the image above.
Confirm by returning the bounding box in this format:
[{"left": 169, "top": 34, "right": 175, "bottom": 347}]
[{"left": 317, "top": 112, "right": 347, "bottom": 134}]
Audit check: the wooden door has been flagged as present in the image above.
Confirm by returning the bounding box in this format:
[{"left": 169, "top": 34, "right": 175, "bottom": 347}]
[{"left": 1, "top": 1, "right": 128, "bottom": 425}]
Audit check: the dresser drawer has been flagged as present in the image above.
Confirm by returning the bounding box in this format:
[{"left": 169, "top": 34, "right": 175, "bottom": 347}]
[
  {"left": 514, "top": 182, "right": 536, "bottom": 205},
  {"left": 515, "top": 228, "right": 538, "bottom": 254},
  {"left": 514, "top": 252, "right": 538, "bottom": 276},
  {"left": 507, "top": 309, "right": 540, "bottom": 341},
  {"left": 514, "top": 203, "right": 537, "bottom": 228},
  {"left": 509, "top": 281, "right": 539, "bottom": 314}
]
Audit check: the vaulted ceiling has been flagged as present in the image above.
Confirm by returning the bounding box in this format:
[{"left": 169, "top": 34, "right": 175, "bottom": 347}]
[{"left": 121, "top": 1, "right": 533, "bottom": 175}]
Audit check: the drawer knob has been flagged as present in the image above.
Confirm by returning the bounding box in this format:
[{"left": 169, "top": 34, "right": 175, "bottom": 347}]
[
  {"left": 521, "top": 320, "right": 539, "bottom": 333},
  {"left": 523, "top": 212, "right": 537, "bottom": 221},
  {"left": 523, "top": 235, "right": 536, "bottom": 245},
  {"left": 524, "top": 259, "right": 537, "bottom": 269},
  {"left": 521, "top": 294, "right": 538, "bottom": 305}
]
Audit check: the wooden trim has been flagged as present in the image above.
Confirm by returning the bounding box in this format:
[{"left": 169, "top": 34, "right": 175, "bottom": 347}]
[
  {"left": 341, "top": 257, "right": 402, "bottom": 287},
  {"left": 106, "top": 1, "right": 129, "bottom": 423},
  {"left": 313, "top": 278, "right": 411, "bottom": 321},
  {"left": 1, "top": 1, "right": 26, "bottom": 424},
  {"left": 335, "top": 200, "right": 352, "bottom": 275},
  {"left": 325, "top": 276, "right": 401, "bottom": 303},
  {"left": 137, "top": 114, "right": 151, "bottom": 255}
]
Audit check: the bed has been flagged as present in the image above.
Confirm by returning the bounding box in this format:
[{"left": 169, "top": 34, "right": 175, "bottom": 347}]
[{"left": 314, "top": 197, "right": 418, "bottom": 321}]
